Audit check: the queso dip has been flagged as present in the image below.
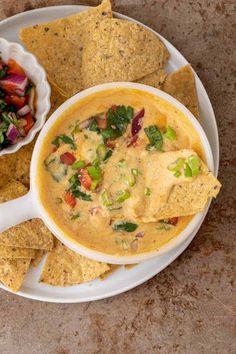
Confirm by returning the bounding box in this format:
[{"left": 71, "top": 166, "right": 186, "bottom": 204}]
[{"left": 38, "top": 88, "right": 206, "bottom": 256}]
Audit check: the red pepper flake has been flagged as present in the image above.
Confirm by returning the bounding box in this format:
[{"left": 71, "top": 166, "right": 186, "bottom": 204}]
[
  {"left": 60, "top": 152, "right": 76, "bottom": 165},
  {"left": 96, "top": 113, "right": 107, "bottom": 130}
]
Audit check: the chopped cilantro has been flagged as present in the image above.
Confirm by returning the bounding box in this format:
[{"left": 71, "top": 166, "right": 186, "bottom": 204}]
[{"left": 113, "top": 221, "right": 138, "bottom": 232}]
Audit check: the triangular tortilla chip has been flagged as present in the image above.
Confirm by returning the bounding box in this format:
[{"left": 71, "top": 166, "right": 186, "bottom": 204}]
[
  {"left": 40, "top": 240, "right": 109, "bottom": 286},
  {"left": 0, "top": 245, "right": 36, "bottom": 259},
  {"left": 162, "top": 64, "right": 200, "bottom": 119},
  {"left": 0, "top": 181, "right": 54, "bottom": 250},
  {"left": 99, "top": 265, "right": 120, "bottom": 280},
  {"left": 135, "top": 69, "right": 167, "bottom": 88},
  {"left": 0, "top": 219, "right": 54, "bottom": 250},
  {"left": 0, "top": 258, "right": 31, "bottom": 292},
  {"left": 0, "top": 180, "right": 28, "bottom": 202},
  {"left": 20, "top": 0, "right": 112, "bottom": 97},
  {"left": 31, "top": 250, "right": 45, "bottom": 267},
  {"left": 81, "top": 18, "right": 169, "bottom": 88}
]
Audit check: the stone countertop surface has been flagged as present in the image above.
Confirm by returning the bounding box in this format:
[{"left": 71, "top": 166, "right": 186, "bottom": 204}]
[{"left": 0, "top": 1, "right": 235, "bottom": 353}]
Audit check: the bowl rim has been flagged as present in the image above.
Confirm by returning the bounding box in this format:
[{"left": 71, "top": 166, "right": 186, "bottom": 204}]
[
  {"left": 31, "top": 82, "right": 215, "bottom": 264},
  {"left": 0, "top": 37, "right": 51, "bottom": 156}
]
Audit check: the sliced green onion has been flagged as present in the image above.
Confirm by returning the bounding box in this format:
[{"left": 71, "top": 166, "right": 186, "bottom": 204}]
[
  {"left": 131, "top": 168, "right": 141, "bottom": 176},
  {"left": 174, "top": 171, "right": 181, "bottom": 178},
  {"left": 116, "top": 190, "right": 130, "bottom": 203},
  {"left": 101, "top": 190, "right": 112, "bottom": 207},
  {"left": 144, "top": 187, "right": 151, "bottom": 196},
  {"left": 72, "top": 160, "right": 85, "bottom": 170},
  {"left": 164, "top": 126, "right": 176, "bottom": 140},
  {"left": 184, "top": 163, "right": 192, "bottom": 177},
  {"left": 168, "top": 158, "right": 185, "bottom": 172},
  {"left": 187, "top": 155, "right": 200, "bottom": 176},
  {"left": 96, "top": 144, "right": 107, "bottom": 161},
  {"left": 118, "top": 159, "right": 126, "bottom": 167},
  {"left": 91, "top": 180, "right": 99, "bottom": 191},
  {"left": 87, "top": 165, "right": 101, "bottom": 181},
  {"left": 124, "top": 176, "right": 136, "bottom": 187}
]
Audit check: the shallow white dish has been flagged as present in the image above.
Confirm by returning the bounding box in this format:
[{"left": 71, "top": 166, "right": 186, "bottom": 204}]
[
  {"left": 0, "top": 6, "right": 219, "bottom": 302},
  {"left": 0, "top": 37, "right": 51, "bottom": 156}
]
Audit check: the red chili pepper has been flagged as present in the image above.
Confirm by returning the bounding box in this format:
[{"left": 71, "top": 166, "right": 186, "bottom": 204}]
[
  {"left": 64, "top": 191, "right": 76, "bottom": 208},
  {"left": 60, "top": 152, "right": 76, "bottom": 165},
  {"left": 23, "top": 113, "right": 34, "bottom": 134},
  {"left": 7, "top": 58, "right": 26, "bottom": 76},
  {"left": 167, "top": 217, "right": 179, "bottom": 226},
  {"left": 5, "top": 94, "right": 28, "bottom": 109},
  {"left": 78, "top": 168, "right": 92, "bottom": 190}
]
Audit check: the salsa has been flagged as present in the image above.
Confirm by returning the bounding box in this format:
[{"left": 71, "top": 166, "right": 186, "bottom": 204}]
[
  {"left": 0, "top": 57, "right": 36, "bottom": 150},
  {"left": 37, "top": 88, "right": 219, "bottom": 256}
]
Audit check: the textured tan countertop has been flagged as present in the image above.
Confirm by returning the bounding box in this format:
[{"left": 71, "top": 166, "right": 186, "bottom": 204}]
[{"left": 0, "top": 1, "right": 235, "bottom": 353}]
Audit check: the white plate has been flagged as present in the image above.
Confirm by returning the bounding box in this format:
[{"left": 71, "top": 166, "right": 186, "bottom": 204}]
[{"left": 0, "top": 6, "right": 219, "bottom": 303}]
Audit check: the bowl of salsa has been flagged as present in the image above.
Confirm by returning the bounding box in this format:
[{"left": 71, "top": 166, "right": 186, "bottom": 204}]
[{"left": 0, "top": 37, "right": 50, "bottom": 156}]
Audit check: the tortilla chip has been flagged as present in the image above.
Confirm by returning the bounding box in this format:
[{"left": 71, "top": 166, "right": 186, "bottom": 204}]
[
  {"left": 99, "top": 265, "right": 120, "bottom": 280},
  {"left": 81, "top": 18, "right": 169, "bottom": 89},
  {"left": 156, "top": 164, "right": 221, "bottom": 219},
  {"left": 0, "top": 245, "right": 36, "bottom": 259},
  {"left": 48, "top": 82, "right": 67, "bottom": 118},
  {"left": 0, "top": 219, "right": 54, "bottom": 250},
  {"left": 0, "top": 258, "right": 31, "bottom": 292},
  {"left": 162, "top": 64, "right": 199, "bottom": 119},
  {"left": 20, "top": 0, "right": 112, "bottom": 97},
  {"left": 0, "top": 140, "right": 34, "bottom": 189},
  {"left": 0, "top": 181, "right": 54, "bottom": 250},
  {"left": 0, "top": 180, "right": 28, "bottom": 202},
  {"left": 40, "top": 240, "right": 109, "bottom": 286},
  {"left": 31, "top": 250, "right": 45, "bottom": 267},
  {"left": 135, "top": 69, "right": 167, "bottom": 88}
]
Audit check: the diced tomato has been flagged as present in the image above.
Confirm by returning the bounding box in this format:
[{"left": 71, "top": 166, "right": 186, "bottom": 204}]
[
  {"left": 64, "top": 192, "right": 76, "bottom": 208},
  {"left": 96, "top": 114, "right": 107, "bottom": 130},
  {"left": 60, "top": 152, "right": 76, "bottom": 165},
  {"left": 23, "top": 113, "right": 34, "bottom": 134},
  {"left": 4, "top": 94, "right": 28, "bottom": 109},
  {"left": 7, "top": 58, "right": 25, "bottom": 76},
  {"left": 79, "top": 168, "right": 92, "bottom": 190},
  {"left": 167, "top": 217, "right": 179, "bottom": 226}
]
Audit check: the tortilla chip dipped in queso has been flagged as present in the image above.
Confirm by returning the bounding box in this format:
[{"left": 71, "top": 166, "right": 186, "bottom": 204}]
[{"left": 38, "top": 88, "right": 221, "bottom": 257}]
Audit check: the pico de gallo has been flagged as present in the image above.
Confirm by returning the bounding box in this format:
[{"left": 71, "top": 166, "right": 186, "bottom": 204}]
[{"left": 0, "top": 57, "right": 36, "bottom": 150}]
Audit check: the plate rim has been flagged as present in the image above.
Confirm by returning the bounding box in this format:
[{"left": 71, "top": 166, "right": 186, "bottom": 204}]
[{"left": 0, "top": 5, "right": 219, "bottom": 303}]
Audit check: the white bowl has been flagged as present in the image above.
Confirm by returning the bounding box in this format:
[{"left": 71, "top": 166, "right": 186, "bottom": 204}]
[
  {"left": 0, "top": 37, "right": 51, "bottom": 156},
  {"left": 0, "top": 82, "right": 215, "bottom": 264}
]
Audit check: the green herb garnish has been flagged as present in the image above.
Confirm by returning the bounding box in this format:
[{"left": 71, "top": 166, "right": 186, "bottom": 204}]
[
  {"left": 144, "top": 187, "right": 151, "bottom": 196},
  {"left": 116, "top": 190, "right": 130, "bottom": 203},
  {"left": 113, "top": 221, "right": 138, "bottom": 233},
  {"left": 0, "top": 69, "right": 7, "bottom": 79},
  {"left": 164, "top": 126, "right": 176, "bottom": 140},
  {"left": 187, "top": 155, "right": 200, "bottom": 176},
  {"left": 72, "top": 160, "right": 86, "bottom": 170},
  {"left": 101, "top": 190, "right": 112, "bottom": 207},
  {"left": 71, "top": 212, "right": 80, "bottom": 220},
  {"left": 144, "top": 125, "right": 163, "bottom": 151},
  {"left": 72, "top": 190, "right": 92, "bottom": 201},
  {"left": 52, "top": 134, "right": 76, "bottom": 150}
]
